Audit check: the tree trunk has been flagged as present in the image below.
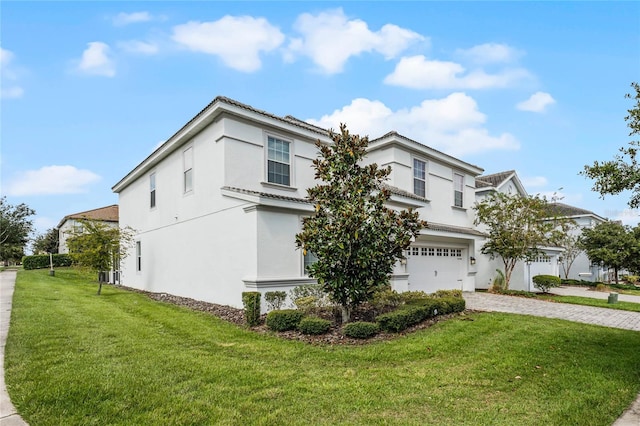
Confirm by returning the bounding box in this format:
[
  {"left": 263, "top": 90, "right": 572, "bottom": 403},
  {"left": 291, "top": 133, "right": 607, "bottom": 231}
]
[
  {"left": 97, "top": 282, "right": 103, "bottom": 295},
  {"left": 614, "top": 267, "right": 619, "bottom": 284},
  {"left": 341, "top": 305, "right": 351, "bottom": 324}
]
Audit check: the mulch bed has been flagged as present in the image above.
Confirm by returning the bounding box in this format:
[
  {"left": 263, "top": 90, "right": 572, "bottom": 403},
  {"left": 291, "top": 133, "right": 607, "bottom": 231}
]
[{"left": 119, "top": 285, "right": 471, "bottom": 345}]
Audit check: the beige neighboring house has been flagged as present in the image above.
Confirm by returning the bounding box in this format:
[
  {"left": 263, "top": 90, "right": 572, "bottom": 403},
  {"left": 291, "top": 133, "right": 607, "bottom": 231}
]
[{"left": 57, "top": 205, "right": 119, "bottom": 254}]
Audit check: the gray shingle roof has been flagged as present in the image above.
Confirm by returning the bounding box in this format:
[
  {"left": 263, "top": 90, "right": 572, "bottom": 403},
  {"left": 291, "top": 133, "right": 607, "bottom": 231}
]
[
  {"left": 475, "top": 170, "right": 516, "bottom": 189},
  {"left": 221, "top": 186, "right": 311, "bottom": 204},
  {"left": 57, "top": 205, "right": 119, "bottom": 229},
  {"left": 426, "top": 222, "right": 486, "bottom": 237},
  {"left": 545, "top": 202, "right": 597, "bottom": 218}
]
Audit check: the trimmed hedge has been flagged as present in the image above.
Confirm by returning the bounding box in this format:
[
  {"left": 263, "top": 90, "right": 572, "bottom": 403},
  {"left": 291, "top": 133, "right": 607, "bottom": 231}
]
[
  {"left": 22, "top": 254, "right": 72, "bottom": 270},
  {"left": 532, "top": 275, "right": 561, "bottom": 293},
  {"left": 266, "top": 309, "right": 305, "bottom": 332},
  {"left": 298, "top": 317, "right": 331, "bottom": 335},
  {"left": 342, "top": 321, "right": 379, "bottom": 339},
  {"left": 241, "top": 292, "right": 261, "bottom": 327},
  {"left": 377, "top": 297, "right": 466, "bottom": 333}
]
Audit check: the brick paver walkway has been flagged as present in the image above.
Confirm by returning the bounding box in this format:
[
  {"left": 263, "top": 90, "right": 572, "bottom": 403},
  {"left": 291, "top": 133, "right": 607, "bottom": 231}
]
[{"left": 463, "top": 291, "right": 640, "bottom": 331}]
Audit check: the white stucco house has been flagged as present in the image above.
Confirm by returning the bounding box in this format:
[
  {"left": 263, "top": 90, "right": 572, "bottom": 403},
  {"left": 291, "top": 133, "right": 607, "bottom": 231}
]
[
  {"left": 112, "top": 97, "right": 486, "bottom": 309},
  {"left": 57, "top": 205, "right": 119, "bottom": 254},
  {"left": 545, "top": 202, "right": 608, "bottom": 282},
  {"left": 474, "top": 170, "right": 562, "bottom": 292}
]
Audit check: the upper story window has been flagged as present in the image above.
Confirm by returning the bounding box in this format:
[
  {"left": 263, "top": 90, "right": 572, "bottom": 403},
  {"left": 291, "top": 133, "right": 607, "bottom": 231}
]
[
  {"left": 150, "top": 173, "right": 156, "bottom": 208},
  {"left": 267, "top": 136, "right": 291, "bottom": 186},
  {"left": 413, "top": 158, "right": 426, "bottom": 197},
  {"left": 454, "top": 173, "right": 464, "bottom": 208},
  {"left": 183, "top": 147, "right": 193, "bottom": 193}
]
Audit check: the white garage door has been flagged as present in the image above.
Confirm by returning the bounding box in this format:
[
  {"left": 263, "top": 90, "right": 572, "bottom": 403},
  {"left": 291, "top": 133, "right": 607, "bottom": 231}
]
[{"left": 406, "top": 246, "right": 464, "bottom": 293}]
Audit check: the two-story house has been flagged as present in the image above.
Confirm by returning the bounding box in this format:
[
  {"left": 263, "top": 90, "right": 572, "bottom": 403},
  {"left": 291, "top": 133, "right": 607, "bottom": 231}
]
[
  {"left": 57, "top": 205, "right": 119, "bottom": 254},
  {"left": 112, "top": 97, "right": 485, "bottom": 309},
  {"left": 474, "top": 170, "right": 562, "bottom": 291}
]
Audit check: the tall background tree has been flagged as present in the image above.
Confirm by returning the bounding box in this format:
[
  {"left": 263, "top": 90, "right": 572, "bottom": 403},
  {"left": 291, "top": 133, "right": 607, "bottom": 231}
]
[
  {"left": 473, "top": 192, "right": 557, "bottom": 289},
  {"left": 296, "top": 124, "right": 426, "bottom": 322},
  {"left": 67, "top": 219, "right": 135, "bottom": 294},
  {"left": 32, "top": 228, "right": 59, "bottom": 254},
  {"left": 580, "top": 221, "right": 636, "bottom": 284},
  {"left": 0, "top": 197, "right": 35, "bottom": 264},
  {"left": 582, "top": 82, "right": 640, "bottom": 208}
]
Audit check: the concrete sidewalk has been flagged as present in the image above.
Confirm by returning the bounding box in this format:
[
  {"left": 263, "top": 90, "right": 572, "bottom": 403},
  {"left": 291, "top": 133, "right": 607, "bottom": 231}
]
[
  {"left": 464, "top": 289, "right": 640, "bottom": 425},
  {"left": 0, "top": 270, "right": 28, "bottom": 426}
]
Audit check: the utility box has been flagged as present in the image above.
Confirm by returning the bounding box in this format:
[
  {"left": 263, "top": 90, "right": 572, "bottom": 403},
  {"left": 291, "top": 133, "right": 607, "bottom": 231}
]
[{"left": 608, "top": 292, "right": 619, "bottom": 304}]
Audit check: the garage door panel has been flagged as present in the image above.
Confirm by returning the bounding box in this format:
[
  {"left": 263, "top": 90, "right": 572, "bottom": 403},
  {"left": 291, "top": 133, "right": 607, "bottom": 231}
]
[{"left": 406, "top": 246, "right": 464, "bottom": 293}]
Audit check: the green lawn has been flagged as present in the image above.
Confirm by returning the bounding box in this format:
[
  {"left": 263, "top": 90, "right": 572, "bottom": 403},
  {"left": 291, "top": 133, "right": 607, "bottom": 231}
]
[
  {"left": 539, "top": 294, "right": 640, "bottom": 312},
  {"left": 6, "top": 269, "right": 640, "bottom": 425}
]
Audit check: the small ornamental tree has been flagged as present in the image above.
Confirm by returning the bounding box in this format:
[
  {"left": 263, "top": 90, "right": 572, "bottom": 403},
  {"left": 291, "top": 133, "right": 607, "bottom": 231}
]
[
  {"left": 67, "top": 219, "right": 136, "bottom": 294},
  {"left": 580, "top": 221, "right": 636, "bottom": 284},
  {"left": 296, "top": 124, "right": 426, "bottom": 322},
  {"left": 474, "top": 192, "right": 555, "bottom": 289},
  {"left": 32, "top": 228, "right": 60, "bottom": 254},
  {"left": 0, "top": 197, "right": 35, "bottom": 264}
]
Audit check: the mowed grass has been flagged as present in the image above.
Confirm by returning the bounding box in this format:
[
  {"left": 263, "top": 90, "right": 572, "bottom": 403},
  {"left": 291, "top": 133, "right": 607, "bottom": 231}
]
[
  {"left": 538, "top": 294, "right": 640, "bottom": 312},
  {"left": 5, "top": 269, "right": 640, "bottom": 426}
]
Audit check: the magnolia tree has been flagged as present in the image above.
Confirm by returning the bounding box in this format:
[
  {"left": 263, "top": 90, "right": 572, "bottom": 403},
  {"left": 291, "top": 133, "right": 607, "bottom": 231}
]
[
  {"left": 296, "top": 124, "right": 426, "bottom": 322},
  {"left": 67, "top": 219, "right": 135, "bottom": 295},
  {"left": 474, "top": 192, "right": 557, "bottom": 289}
]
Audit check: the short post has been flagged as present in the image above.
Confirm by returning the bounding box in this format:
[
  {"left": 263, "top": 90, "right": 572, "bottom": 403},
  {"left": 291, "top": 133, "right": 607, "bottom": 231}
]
[
  {"left": 49, "top": 252, "right": 55, "bottom": 276},
  {"left": 608, "top": 292, "right": 618, "bottom": 304}
]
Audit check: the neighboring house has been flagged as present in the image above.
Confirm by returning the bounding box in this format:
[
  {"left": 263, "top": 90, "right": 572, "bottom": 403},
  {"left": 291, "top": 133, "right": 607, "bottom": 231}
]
[
  {"left": 112, "top": 97, "right": 485, "bottom": 310},
  {"left": 474, "top": 171, "right": 562, "bottom": 292},
  {"left": 545, "top": 202, "right": 608, "bottom": 282},
  {"left": 57, "top": 205, "right": 120, "bottom": 254}
]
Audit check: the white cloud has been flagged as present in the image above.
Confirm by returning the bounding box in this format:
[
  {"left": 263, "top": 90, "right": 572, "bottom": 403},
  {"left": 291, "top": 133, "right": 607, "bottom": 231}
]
[
  {"left": 520, "top": 176, "right": 548, "bottom": 188},
  {"left": 172, "top": 16, "right": 284, "bottom": 72},
  {"left": 5, "top": 165, "right": 101, "bottom": 196},
  {"left": 456, "top": 43, "right": 522, "bottom": 64},
  {"left": 286, "top": 8, "right": 425, "bottom": 74},
  {"left": 76, "top": 42, "right": 116, "bottom": 77},
  {"left": 1, "top": 47, "right": 24, "bottom": 99},
  {"left": 307, "top": 93, "right": 519, "bottom": 156},
  {"left": 384, "top": 55, "right": 530, "bottom": 89},
  {"left": 517, "top": 92, "right": 556, "bottom": 112},
  {"left": 610, "top": 208, "right": 640, "bottom": 226},
  {"left": 118, "top": 40, "right": 159, "bottom": 55},
  {"left": 113, "top": 11, "right": 152, "bottom": 26}
]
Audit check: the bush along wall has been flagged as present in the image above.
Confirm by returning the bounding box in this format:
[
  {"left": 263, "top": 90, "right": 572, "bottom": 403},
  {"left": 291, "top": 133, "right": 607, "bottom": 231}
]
[
  {"left": 376, "top": 297, "right": 466, "bottom": 333},
  {"left": 242, "top": 292, "right": 262, "bottom": 327},
  {"left": 22, "top": 254, "right": 72, "bottom": 270}
]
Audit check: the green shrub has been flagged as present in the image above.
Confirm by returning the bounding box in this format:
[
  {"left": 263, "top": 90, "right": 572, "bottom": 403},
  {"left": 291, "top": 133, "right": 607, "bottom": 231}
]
[
  {"left": 532, "top": 275, "right": 561, "bottom": 293},
  {"left": 433, "top": 299, "right": 452, "bottom": 315},
  {"left": 342, "top": 321, "right": 379, "bottom": 339},
  {"left": 595, "top": 283, "right": 609, "bottom": 292},
  {"left": 241, "top": 292, "right": 261, "bottom": 327},
  {"left": 399, "top": 290, "right": 430, "bottom": 305},
  {"left": 266, "top": 309, "right": 305, "bottom": 332},
  {"left": 377, "top": 304, "right": 433, "bottom": 333},
  {"left": 264, "top": 291, "right": 287, "bottom": 311},
  {"left": 22, "top": 254, "right": 72, "bottom": 270},
  {"left": 370, "top": 288, "right": 403, "bottom": 314},
  {"left": 493, "top": 289, "right": 537, "bottom": 298},
  {"left": 289, "top": 284, "right": 326, "bottom": 302},
  {"left": 490, "top": 269, "right": 506, "bottom": 292},
  {"left": 293, "top": 296, "right": 320, "bottom": 314},
  {"left": 432, "top": 289, "right": 463, "bottom": 299},
  {"left": 298, "top": 316, "right": 331, "bottom": 335},
  {"left": 441, "top": 297, "right": 466, "bottom": 313}
]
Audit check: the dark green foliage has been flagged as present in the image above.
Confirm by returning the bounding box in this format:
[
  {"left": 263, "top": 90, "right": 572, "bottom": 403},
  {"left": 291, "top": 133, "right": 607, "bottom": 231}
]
[
  {"left": 22, "top": 254, "right": 72, "bottom": 270},
  {"left": 342, "top": 321, "right": 380, "bottom": 339},
  {"left": 581, "top": 221, "right": 638, "bottom": 283},
  {"left": 296, "top": 124, "right": 426, "bottom": 321},
  {"left": 264, "top": 291, "right": 287, "bottom": 311},
  {"left": 370, "top": 288, "right": 403, "bottom": 314},
  {"left": 376, "top": 297, "right": 465, "bottom": 333},
  {"left": 242, "top": 292, "right": 261, "bottom": 327},
  {"left": 298, "top": 316, "right": 332, "bottom": 335},
  {"left": 582, "top": 82, "right": 640, "bottom": 209},
  {"left": 32, "top": 228, "right": 59, "bottom": 254},
  {"left": 441, "top": 297, "right": 466, "bottom": 313},
  {"left": 532, "top": 275, "right": 562, "bottom": 293},
  {"left": 398, "top": 291, "right": 430, "bottom": 305},
  {"left": 0, "top": 197, "right": 35, "bottom": 262},
  {"left": 265, "top": 309, "right": 305, "bottom": 332}
]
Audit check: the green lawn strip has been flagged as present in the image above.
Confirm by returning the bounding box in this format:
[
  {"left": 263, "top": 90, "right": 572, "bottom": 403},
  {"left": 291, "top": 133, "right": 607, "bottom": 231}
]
[
  {"left": 538, "top": 294, "right": 640, "bottom": 312},
  {"left": 6, "top": 269, "right": 640, "bottom": 425}
]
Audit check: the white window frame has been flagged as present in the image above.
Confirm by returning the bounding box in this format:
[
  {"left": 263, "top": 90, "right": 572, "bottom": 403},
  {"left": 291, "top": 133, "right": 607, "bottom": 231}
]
[
  {"left": 183, "top": 146, "right": 193, "bottom": 194},
  {"left": 266, "top": 135, "right": 292, "bottom": 187},
  {"left": 150, "top": 173, "right": 156, "bottom": 209},
  {"left": 135, "top": 241, "right": 142, "bottom": 272},
  {"left": 413, "top": 158, "right": 427, "bottom": 198},
  {"left": 453, "top": 173, "right": 464, "bottom": 208},
  {"left": 302, "top": 250, "right": 318, "bottom": 277}
]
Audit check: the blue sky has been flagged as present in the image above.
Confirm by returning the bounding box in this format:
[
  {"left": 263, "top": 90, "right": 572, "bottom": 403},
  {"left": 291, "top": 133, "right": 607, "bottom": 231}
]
[{"left": 2, "top": 1, "right": 640, "bottom": 240}]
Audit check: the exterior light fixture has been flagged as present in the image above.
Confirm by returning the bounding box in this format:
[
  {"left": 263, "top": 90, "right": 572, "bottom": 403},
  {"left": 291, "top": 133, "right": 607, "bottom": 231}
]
[{"left": 470, "top": 256, "right": 476, "bottom": 265}]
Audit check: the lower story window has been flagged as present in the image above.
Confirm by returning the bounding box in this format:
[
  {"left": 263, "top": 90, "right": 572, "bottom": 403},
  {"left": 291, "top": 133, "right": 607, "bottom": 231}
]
[
  {"left": 303, "top": 250, "right": 318, "bottom": 275},
  {"left": 136, "top": 241, "right": 141, "bottom": 272}
]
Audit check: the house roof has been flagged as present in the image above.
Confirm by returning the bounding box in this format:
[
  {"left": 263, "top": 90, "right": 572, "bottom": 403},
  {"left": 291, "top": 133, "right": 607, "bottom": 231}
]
[
  {"left": 544, "top": 202, "right": 606, "bottom": 222},
  {"left": 57, "top": 205, "right": 119, "bottom": 229},
  {"left": 425, "top": 222, "right": 486, "bottom": 237},
  {"left": 475, "top": 170, "right": 527, "bottom": 196},
  {"left": 221, "top": 186, "right": 311, "bottom": 205},
  {"left": 113, "top": 96, "right": 486, "bottom": 193}
]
